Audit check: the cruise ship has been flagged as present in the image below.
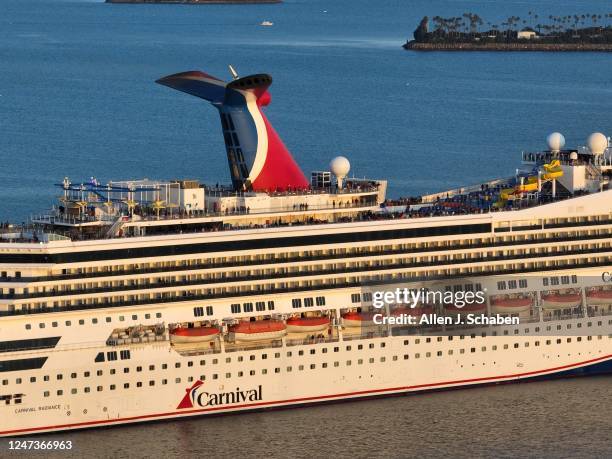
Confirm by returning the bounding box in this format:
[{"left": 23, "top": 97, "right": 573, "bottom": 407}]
[{"left": 1, "top": 68, "right": 611, "bottom": 436}]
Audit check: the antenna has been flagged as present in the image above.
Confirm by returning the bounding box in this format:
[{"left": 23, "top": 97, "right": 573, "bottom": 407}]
[{"left": 228, "top": 64, "right": 239, "bottom": 80}]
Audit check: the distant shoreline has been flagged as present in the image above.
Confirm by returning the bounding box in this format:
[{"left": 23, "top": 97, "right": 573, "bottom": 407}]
[
  {"left": 105, "top": 0, "right": 281, "bottom": 4},
  {"left": 404, "top": 41, "right": 612, "bottom": 52}
]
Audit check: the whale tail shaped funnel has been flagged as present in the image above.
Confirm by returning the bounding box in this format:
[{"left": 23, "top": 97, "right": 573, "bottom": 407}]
[{"left": 157, "top": 70, "right": 309, "bottom": 192}]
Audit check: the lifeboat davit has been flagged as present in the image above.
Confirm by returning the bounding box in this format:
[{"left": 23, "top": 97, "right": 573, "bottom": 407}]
[
  {"left": 491, "top": 297, "right": 532, "bottom": 314},
  {"left": 586, "top": 289, "right": 612, "bottom": 306},
  {"left": 541, "top": 293, "right": 581, "bottom": 310},
  {"left": 170, "top": 327, "right": 219, "bottom": 344},
  {"left": 286, "top": 317, "right": 330, "bottom": 333},
  {"left": 229, "top": 320, "right": 287, "bottom": 342},
  {"left": 445, "top": 303, "right": 486, "bottom": 315},
  {"left": 342, "top": 312, "right": 376, "bottom": 327}
]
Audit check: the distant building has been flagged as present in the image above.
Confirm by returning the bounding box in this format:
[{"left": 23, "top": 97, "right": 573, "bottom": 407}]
[{"left": 518, "top": 29, "right": 537, "bottom": 40}]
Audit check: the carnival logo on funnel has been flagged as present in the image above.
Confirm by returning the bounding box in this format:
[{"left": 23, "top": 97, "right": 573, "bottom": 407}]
[{"left": 177, "top": 380, "right": 263, "bottom": 409}]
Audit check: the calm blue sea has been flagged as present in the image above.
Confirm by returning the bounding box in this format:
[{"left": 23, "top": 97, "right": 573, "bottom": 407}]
[
  {"left": 0, "top": 1, "right": 611, "bottom": 456},
  {"left": 1, "top": 0, "right": 611, "bottom": 221}
]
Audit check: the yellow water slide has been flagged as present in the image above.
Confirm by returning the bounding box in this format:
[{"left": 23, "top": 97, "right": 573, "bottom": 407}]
[{"left": 498, "top": 160, "right": 563, "bottom": 203}]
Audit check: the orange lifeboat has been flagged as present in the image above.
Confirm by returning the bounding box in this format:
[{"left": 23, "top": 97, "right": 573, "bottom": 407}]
[
  {"left": 491, "top": 297, "right": 532, "bottom": 314},
  {"left": 342, "top": 311, "right": 376, "bottom": 327},
  {"left": 170, "top": 327, "right": 219, "bottom": 344},
  {"left": 586, "top": 289, "right": 612, "bottom": 306},
  {"left": 541, "top": 293, "right": 581, "bottom": 310},
  {"left": 286, "top": 317, "right": 330, "bottom": 333},
  {"left": 229, "top": 320, "right": 287, "bottom": 342}
]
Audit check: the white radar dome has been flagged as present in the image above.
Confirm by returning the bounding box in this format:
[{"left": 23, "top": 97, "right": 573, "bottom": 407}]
[
  {"left": 330, "top": 156, "right": 351, "bottom": 188},
  {"left": 569, "top": 151, "right": 578, "bottom": 161},
  {"left": 587, "top": 132, "right": 608, "bottom": 155},
  {"left": 547, "top": 132, "right": 565, "bottom": 152},
  {"left": 330, "top": 156, "right": 350, "bottom": 177}
]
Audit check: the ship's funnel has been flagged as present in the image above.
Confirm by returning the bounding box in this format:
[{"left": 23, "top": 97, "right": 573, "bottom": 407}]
[{"left": 157, "top": 70, "right": 309, "bottom": 192}]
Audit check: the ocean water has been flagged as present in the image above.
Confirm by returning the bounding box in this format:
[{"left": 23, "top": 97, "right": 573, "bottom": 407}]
[
  {"left": 0, "top": 0, "right": 611, "bottom": 455},
  {"left": 1, "top": 0, "right": 612, "bottom": 220}
]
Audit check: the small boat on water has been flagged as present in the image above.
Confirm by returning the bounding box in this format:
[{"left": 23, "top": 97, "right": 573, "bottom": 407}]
[
  {"left": 541, "top": 293, "right": 581, "bottom": 310},
  {"left": 260, "top": 21, "right": 274, "bottom": 27},
  {"left": 229, "top": 320, "right": 287, "bottom": 342},
  {"left": 586, "top": 289, "right": 612, "bottom": 305},
  {"left": 491, "top": 297, "right": 532, "bottom": 314},
  {"left": 170, "top": 327, "right": 219, "bottom": 344},
  {"left": 286, "top": 316, "right": 329, "bottom": 333}
]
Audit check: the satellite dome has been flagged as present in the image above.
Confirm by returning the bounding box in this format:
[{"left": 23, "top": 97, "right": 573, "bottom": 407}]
[
  {"left": 587, "top": 132, "right": 608, "bottom": 155},
  {"left": 546, "top": 132, "right": 565, "bottom": 152},
  {"left": 330, "top": 156, "right": 350, "bottom": 188},
  {"left": 330, "top": 156, "right": 350, "bottom": 178},
  {"left": 569, "top": 151, "right": 578, "bottom": 161}
]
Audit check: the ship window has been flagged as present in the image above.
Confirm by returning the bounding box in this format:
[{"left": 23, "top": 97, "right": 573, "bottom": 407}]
[
  {"left": 571, "top": 275, "right": 578, "bottom": 284},
  {"left": 25, "top": 324, "right": 31, "bottom": 330},
  {"left": 194, "top": 307, "right": 204, "bottom": 317},
  {"left": 57, "top": 390, "right": 63, "bottom": 396},
  {"left": 351, "top": 293, "right": 361, "bottom": 303},
  {"left": 497, "top": 281, "right": 506, "bottom": 290},
  {"left": 145, "top": 314, "right": 151, "bottom": 319},
  {"left": 44, "top": 391, "right": 49, "bottom": 397},
  {"left": 231, "top": 304, "right": 241, "bottom": 314},
  {"left": 256, "top": 302, "right": 265, "bottom": 312},
  {"left": 39, "top": 323, "right": 45, "bottom": 329},
  {"left": 79, "top": 319, "right": 84, "bottom": 325},
  {"left": 106, "top": 351, "right": 117, "bottom": 361},
  {"left": 291, "top": 299, "right": 302, "bottom": 308},
  {"left": 543, "top": 278, "right": 549, "bottom": 286},
  {"left": 243, "top": 303, "right": 253, "bottom": 313},
  {"left": 95, "top": 353, "right": 105, "bottom": 363},
  {"left": 206, "top": 306, "right": 213, "bottom": 316},
  {"left": 316, "top": 296, "right": 326, "bottom": 306},
  {"left": 156, "top": 313, "right": 162, "bottom": 318},
  {"left": 267, "top": 301, "right": 275, "bottom": 310},
  {"left": 304, "top": 298, "right": 314, "bottom": 307},
  {"left": 120, "top": 350, "right": 131, "bottom": 360},
  {"left": 519, "top": 279, "right": 527, "bottom": 288},
  {"left": 561, "top": 276, "right": 570, "bottom": 284},
  {"left": 508, "top": 280, "right": 517, "bottom": 289},
  {"left": 91, "top": 319, "right": 97, "bottom": 325},
  {"left": 97, "top": 386, "right": 102, "bottom": 392}
]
